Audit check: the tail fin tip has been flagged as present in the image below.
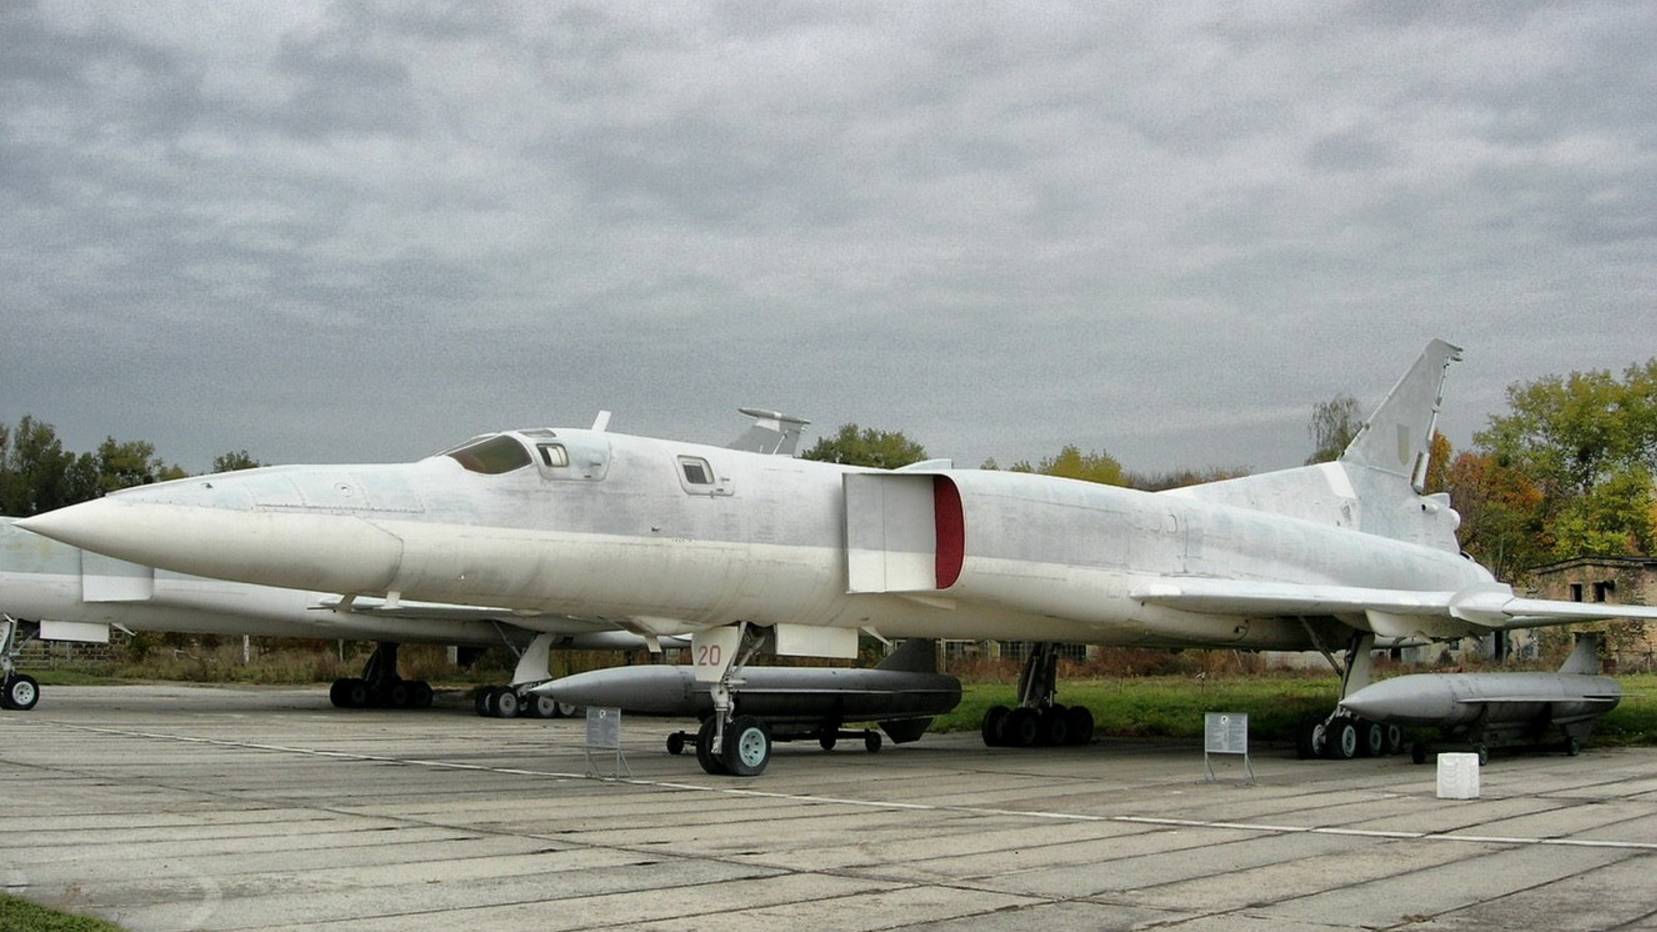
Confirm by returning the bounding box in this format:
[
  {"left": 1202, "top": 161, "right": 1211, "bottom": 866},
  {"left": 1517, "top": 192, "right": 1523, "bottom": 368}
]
[{"left": 1340, "top": 339, "right": 1463, "bottom": 489}]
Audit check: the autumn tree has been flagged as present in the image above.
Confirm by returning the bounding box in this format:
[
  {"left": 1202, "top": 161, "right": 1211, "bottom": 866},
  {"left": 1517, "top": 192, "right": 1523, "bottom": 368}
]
[
  {"left": 1475, "top": 360, "right": 1657, "bottom": 559},
  {"left": 801, "top": 424, "right": 926, "bottom": 469}
]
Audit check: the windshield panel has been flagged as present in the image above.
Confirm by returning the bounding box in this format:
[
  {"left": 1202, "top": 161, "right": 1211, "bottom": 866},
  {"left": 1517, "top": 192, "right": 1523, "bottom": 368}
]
[{"left": 447, "top": 435, "right": 533, "bottom": 475}]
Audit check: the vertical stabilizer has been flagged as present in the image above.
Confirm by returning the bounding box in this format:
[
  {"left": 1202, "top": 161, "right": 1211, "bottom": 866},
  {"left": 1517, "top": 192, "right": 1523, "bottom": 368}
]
[{"left": 1340, "top": 339, "right": 1463, "bottom": 492}]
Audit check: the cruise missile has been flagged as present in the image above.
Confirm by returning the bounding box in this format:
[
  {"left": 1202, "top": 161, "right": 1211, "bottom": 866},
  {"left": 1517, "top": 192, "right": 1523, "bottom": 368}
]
[
  {"left": 1338, "top": 635, "right": 1620, "bottom": 764},
  {"left": 534, "top": 638, "right": 961, "bottom": 751}
]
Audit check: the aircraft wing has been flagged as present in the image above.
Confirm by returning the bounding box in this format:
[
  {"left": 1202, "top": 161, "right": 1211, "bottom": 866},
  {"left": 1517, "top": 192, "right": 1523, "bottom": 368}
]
[
  {"left": 312, "top": 595, "right": 616, "bottom": 635},
  {"left": 1130, "top": 578, "right": 1657, "bottom": 634}
]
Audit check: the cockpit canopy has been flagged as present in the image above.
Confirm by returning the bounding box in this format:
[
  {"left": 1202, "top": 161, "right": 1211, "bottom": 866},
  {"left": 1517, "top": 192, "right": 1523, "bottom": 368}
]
[
  {"left": 446, "top": 435, "right": 532, "bottom": 475},
  {"left": 441, "top": 430, "right": 610, "bottom": 480}
]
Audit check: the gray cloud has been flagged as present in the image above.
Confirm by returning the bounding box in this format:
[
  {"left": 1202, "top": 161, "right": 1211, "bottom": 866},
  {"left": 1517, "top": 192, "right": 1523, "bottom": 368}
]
[{"left": 2, "top": 0, "right": 1654, "bottom": 476}]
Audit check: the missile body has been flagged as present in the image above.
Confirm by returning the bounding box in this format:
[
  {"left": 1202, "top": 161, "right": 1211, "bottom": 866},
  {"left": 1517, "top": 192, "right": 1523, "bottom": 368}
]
[
  {"left": 1340, "top": 672, "right": 1620, "bottom": 729},
  {"left": 534, "top": 664, "right": 961, "bottom": 724}
]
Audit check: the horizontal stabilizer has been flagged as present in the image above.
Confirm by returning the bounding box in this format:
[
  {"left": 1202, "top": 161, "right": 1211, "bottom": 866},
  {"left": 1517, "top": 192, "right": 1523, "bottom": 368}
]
[{"left": 728, "top": 407, "right": 810, "bottom": 455}]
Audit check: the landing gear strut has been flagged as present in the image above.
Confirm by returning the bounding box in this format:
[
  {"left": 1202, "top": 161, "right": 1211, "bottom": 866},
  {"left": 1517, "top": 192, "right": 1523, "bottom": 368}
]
[
  {"left": 329, "top": 642, "right": 433, "bottom": 710},
  {"left": 691, "top": 623, "right": 773, "bottom": 776},
  {"left": 0, "top": 616, "right": 41, "bottom": 712},
  {"left": 980, "top": 642, "right": 1094, "bottom": 748},
  {"left": 1295, "top": 630, "right": 1404, "bottom": 761}
]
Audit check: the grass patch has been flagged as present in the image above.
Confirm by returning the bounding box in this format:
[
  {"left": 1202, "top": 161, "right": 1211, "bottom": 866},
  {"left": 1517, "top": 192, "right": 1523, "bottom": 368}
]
[
  {"left": 0, "top": 894, "right": 122, "bottom": 932},
  {"left": 931, "top": 672, "right": 1657, "bottom": 747}
]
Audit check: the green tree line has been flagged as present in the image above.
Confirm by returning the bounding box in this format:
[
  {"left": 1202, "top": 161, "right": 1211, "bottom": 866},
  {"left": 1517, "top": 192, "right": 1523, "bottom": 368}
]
[{"left": 0, "top": 416, "right": 260, "bottom": 517}]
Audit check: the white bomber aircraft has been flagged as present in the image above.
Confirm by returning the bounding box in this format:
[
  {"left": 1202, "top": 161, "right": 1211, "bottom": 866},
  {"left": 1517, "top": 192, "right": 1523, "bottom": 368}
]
[{"left": 20, "top": 340, "right": 1657, "bottom": 775}]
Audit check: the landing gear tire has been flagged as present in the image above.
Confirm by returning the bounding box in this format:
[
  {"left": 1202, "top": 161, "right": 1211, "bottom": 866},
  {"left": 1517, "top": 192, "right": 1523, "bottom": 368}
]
[
  {"left": 722, "top": 716, "right": 773, "bottom": 777},
  {"left": 695, "top": 718, "right": 729, "bottom": 776},
  {"left": 1383, "top": 724, "right": 1404, "bottom": 756},
  {"left": 1041, "top": 706, "right": 1070, "bottom": 747},
  {"left": 557, "top": 702, "right": 579, "bottom": 718},
  {"left": 1064, "top": 706, "right": 1094, "bottom": 746},
  {"left": 530, "top": 695, "right": 560, "bottom": 719},
  {"left": 864, "top": 731, "right": 882, "bottom": 754},
  {"left": 1004, "top": 708, "right": 1041, "bottom": 748},
  {"left": 666, "top": 732, "right": 686, "bottom": 756},
  {"left": 494, "top": 689, "right": 520, "bottom": 719},
  {"left": 1324, "top": 717, "right": 1359, "bottom": 760},
  {"left": 329, "top": 678, "right": 353, "bottom": 709},
  {"left": 819, "top": 735, "right": 837, "bottom": 752},
  {"left": 345, "top": 678, "right": 371, "bottom": 709},
  {"left": 981, "top": 705, "right": 1010, "bottom": 747},
  {"left": 475, "top": 687, "right": 495, "bottom": 717},
  {"left": 1357, "top": 719, "right": 1385, "bottom": 758},
  {"left": 1410, "top": 741, "right": 1428, "bottom": 765},
  {"left": 3, "top": 674, "right": 39, "bottom": 711},
  {"left": 387, "top": 681, "right": 412, "bottom": 710}
]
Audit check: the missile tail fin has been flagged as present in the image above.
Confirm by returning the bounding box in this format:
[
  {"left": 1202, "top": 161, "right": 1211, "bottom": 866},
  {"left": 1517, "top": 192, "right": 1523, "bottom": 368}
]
[{"left": 1559, "top": 633, "right": 1604, "bottom": 675}]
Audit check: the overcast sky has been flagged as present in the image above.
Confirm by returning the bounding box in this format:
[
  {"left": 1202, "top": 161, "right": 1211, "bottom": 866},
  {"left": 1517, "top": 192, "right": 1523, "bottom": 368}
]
[{"left": 3, "top": 1, "right": 1654, "bottom": 475}]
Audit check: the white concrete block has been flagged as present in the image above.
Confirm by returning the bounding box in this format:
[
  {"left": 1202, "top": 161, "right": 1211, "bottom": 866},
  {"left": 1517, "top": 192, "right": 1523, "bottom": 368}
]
[{"left": 1436, "top": 752, "right": 1480, "bottom": 799}]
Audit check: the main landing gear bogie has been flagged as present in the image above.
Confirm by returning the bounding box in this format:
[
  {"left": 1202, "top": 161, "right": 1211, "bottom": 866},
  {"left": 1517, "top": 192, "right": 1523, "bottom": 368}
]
[
  {"left": 1296, "top": 714, "right": 1407, "bottom": 761},
  {"left": 982, "top": 703, "right": 1094, "bottom": 748},
  {"left": 979, "top": 643, "right": 1096, "bottom": 749},
  {"left": 328, "top": 642, "right": 433, "bottom": 710},
  {"left": 329, "top": 675, "right": 433, "bottom": 710},
  {"left": 473, "top": 685, "right": 579, "bottom": 719}
]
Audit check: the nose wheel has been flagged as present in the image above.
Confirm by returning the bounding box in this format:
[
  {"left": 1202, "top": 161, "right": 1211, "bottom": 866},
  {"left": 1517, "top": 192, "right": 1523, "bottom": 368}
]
[{"left": 0, "top": 617, "right": 40, "bottom": 712}]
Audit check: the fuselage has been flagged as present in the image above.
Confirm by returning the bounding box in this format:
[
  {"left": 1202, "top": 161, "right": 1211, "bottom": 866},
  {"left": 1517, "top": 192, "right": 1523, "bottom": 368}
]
[{"left": 16, "top": 428, "right": 1496, "bottom": 652}]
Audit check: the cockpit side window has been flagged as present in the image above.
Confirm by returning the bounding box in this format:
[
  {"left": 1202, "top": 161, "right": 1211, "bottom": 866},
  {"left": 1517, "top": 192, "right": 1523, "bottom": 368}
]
[
  {"left": 538, "top": 443, "right": 568, "bottom": 468},
  {"left": 447, "top": 435, "right": 533, "bottom": 475},
  {"left": 679, "top": 456, "right": 713, "bottom": 485}
]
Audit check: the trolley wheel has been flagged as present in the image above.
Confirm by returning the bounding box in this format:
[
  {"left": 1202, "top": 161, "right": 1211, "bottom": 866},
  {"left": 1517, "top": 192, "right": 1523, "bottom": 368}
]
[
  {"left": 864, "top": 731, "right": 882, "bottom": 754},
  {"left": 666, "top": 732, "right": 686, "bottom": 756}
]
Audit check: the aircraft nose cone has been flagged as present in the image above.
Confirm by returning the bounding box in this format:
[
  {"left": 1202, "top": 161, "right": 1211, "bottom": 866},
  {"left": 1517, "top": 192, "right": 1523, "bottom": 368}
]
[
  {"left": 19, "top": 494, "right": 403, "bottom": 594},
  {"left": 16, "top": 498, "right": 126, "bottom": 553}
]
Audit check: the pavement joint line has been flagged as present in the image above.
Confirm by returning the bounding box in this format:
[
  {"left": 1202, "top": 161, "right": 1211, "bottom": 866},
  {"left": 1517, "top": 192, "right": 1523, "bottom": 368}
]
[{"left": 36, "top": 721, "right": 1657, "bottom": 854}]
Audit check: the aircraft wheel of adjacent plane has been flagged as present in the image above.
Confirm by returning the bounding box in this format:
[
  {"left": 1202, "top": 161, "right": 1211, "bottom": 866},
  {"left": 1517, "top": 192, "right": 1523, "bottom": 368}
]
[
  {"left": 1473, "top": 744, "right": 1490, "bottom": 767},
  {"left": 1566, "top": 736, "right": 1581, "bottom": 757},
  {"left": 1383, "top": 724, "right": 1405, "bottom": 756},
  {"left": 723, "top": 716, "right": 773, "bottom": 777},
  {"left": 1410, "top": 742, "right": 1428, "bottom": 765},
  {"left": 981, "top": 705, "right": 1010, "bottom": 747},
  {"left": 1357, "top": 720, "right": 1384, "bottom": 758},
  {"left": 531, "top": 695, "right": 559, "bottom": 719},
  {"left": 494, "top": 689, "right": 520, "bottom": 719},
  {"left": 4, "top": 674, "right": 39, "bottom": 711},
  {"left": 865, "top": 731, "right": 882, "bottom": 754},
  {"left": 387, "top": 681, "right": 412, "bottom": 710},
  {"left": 819, "top": 734, "right": 837, "bottom": 751},
  {"left": 411, "top": 681, "right": 433, "bottom": 710},
  {"left": 1041, "top": 708, "right": 1070, "bottom": 747},
  {"left": 1005, "top": 708, "right": 1041, "bottom": 749},
  {"left": 1324, "top": 718, "right": 1358, "bottom": 761},
  {"left": 666, "top": 732, "right": 686, "bottom": 756},
  {"left": 695, "top": 719, "right": 729, "bottom": 776},
  {"left": 345, "top": 679, "right": 371, "bottom": 709},
  {"left": 1064, "top": 706, "right": 1094, "bottom": 746}
]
